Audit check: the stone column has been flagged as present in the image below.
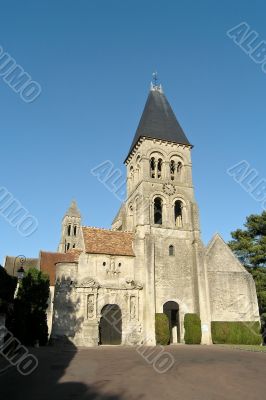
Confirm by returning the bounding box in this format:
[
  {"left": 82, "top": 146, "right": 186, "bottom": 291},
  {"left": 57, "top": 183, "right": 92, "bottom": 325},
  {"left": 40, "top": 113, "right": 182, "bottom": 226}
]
[
  {"left": 193, "top": 239, "right": 212, "bottom": 345},
  {"left": 142, "top": 157, "right": 150, "bottom": 180},
  {"left": 164, "top": 161, "right": 170, "bottom": 180},
  {"left": 143, "top": 235, "right": 156, "bottom": 345}
]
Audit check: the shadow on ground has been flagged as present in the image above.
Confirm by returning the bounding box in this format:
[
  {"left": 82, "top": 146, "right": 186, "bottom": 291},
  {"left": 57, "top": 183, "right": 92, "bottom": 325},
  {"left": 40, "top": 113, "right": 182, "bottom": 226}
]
[{"left": 0, "top": 338, "right": 135, "bottom": 400}]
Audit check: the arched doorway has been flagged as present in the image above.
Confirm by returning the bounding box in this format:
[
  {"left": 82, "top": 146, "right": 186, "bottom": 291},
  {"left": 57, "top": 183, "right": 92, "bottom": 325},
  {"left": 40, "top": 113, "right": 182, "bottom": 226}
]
[
  {"left": 163, "top": 301, "right": 180, "bottom": 344},
  {"left": 99, "top": 304, "right": 122, "bottom": 345}
]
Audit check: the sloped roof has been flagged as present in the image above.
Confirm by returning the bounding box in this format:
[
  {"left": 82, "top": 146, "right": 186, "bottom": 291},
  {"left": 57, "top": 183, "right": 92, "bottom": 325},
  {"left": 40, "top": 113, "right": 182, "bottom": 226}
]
[
  {"left": 82, "top": 227, "right": 135, "bottom": 256},
  {"left": 125, "top": 88, "right": 191, "bottom": 161},
  {"left": 40, "top": 250, "right": 81, "bottom": 285}
]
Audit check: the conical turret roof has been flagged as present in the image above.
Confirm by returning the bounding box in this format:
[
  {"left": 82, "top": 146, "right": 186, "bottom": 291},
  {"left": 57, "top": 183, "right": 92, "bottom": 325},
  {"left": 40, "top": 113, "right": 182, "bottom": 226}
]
[
  {"left": 125, "top": 85, "right": 191, "bottom": 161},
  {"left": 65, "top": 200, "right": 81, "bottom": 218}
]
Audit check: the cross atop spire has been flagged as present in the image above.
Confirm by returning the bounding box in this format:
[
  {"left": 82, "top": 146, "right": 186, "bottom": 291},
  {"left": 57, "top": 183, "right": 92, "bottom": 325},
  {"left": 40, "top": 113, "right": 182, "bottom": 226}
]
[
  {"left": 150, "top": 71, "right": 163, "bottom": 93},
  {"left": 152, "top": 71, "right": 158, "bottom": 86}
]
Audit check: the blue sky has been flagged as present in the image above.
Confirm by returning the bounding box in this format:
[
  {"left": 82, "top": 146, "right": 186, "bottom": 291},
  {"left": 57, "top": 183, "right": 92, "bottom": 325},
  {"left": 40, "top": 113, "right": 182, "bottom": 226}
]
[{"left": 0, "top": 0, "right": 266, "bottom": 264}]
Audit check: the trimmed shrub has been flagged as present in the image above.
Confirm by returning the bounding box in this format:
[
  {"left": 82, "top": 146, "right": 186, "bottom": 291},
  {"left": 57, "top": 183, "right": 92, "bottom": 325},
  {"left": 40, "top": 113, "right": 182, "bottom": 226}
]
[
  {"left": 261, "top": 314, "right": 266, "bottom": 344},
  {"left": 155, "top": 313, "right": 170, "bottom": 345},
  {"left": 184, "top": 313, "right": 202, "bottom": 344},
  {"left": 211, "top": 321, "right": 262, "bottom": 345}
]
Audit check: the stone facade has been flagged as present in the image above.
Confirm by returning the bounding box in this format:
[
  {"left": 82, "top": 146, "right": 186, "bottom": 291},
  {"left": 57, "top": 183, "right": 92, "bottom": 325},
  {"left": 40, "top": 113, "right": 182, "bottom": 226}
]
[{"left": 50, "top": 84, "right": 260, "bottom": 346}]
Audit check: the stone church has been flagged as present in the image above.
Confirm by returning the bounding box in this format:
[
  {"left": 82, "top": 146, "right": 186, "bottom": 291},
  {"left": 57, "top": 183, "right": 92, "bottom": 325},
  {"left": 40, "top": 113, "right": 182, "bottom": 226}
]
[{"left": 50, "top": 81, "right": 259, "bottom": 346}]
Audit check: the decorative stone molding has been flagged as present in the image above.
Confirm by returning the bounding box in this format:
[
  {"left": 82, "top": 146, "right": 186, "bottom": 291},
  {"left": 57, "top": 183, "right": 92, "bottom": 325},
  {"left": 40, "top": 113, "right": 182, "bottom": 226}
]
[
  {"left": 123, "top": 278, "right": 143, "bottom": 290},
  {"left": 106, "top": 257, "right": 121, "bottom": 276},
  {"left": 76, "top": 278, "right": 100, "bottom": 288},
  {"left": 125, "top": 322, "right": 143, "bottom": 345}
]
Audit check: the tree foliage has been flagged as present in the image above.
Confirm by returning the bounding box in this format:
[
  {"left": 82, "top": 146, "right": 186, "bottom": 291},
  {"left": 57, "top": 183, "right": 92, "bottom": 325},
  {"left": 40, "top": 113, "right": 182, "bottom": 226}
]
[
  {"left": 229, "top": 211, "right": 266, "bottom": 341},
  {"left": 229, "top": 211, "right": 266, "bottom": 268},
  {"left": 14, "top": 268, "right": 50, "bottom": 346},
  {"left": 0, "top": 266, "right": 17, "bottom": 315}
]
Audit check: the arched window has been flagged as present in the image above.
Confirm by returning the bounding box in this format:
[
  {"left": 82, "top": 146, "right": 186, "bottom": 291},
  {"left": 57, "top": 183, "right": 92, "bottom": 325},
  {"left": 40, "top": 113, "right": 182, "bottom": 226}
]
[
  {"left": 67, "top": 243, "right": 70, "bottom": 250},
  {"left": 73, "top": 244, "right": 76, "bottom": 249},
  {"left": 169, "top": 245, "right": 174, "bottom": 256},
  {"left": 177, "top": 162, "right": 182, "bottom": 174},
  {"left": 130, "top": 165, "right": 134, "bottom": 180},
  {"left": 67, "top": 225, "right": 71, "bottom": 236},
  {"left": 170, "top": 157, "right": 183, "bottom": 181},
  {"left": 174, "top": 200, "right": 183, "bottom": 228},
  {"left": 150, "top": 154, "right": 164, "bottom": 179},
  {"left": 136, "top": 156, "right": 141, "bottom": 182},
  {"left": 129, "top": 165, "right": 134, "bottom": 191},
  {"left": 73, "top": 226, "right": 77, "bottom": 236},
  {"left": 170, "top": 160, "right": 175, "bottom": 181},
  {"left": 157, "top": 158, "right": 162, "bottom": 179},
  {"left": 150, "top": 157, "right": 156, "bottom": 178},
  {"left": 154, "top": 197, "right": 163, "bottom": 225}
]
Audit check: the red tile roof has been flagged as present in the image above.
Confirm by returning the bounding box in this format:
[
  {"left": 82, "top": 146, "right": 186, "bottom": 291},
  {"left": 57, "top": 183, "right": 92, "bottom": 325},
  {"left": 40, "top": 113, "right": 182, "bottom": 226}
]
[
  {"left": 40, "top": 250, "right": 80, "bottom": 285},
  {"left": 82, "top": 227, "right": 135, "bottom": 257}
]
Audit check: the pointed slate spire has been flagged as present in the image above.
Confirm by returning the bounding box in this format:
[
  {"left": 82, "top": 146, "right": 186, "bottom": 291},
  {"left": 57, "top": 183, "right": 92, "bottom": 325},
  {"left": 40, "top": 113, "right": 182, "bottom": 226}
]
[
  {"left": 65, "top": 200, "right": 81, "bottom": 218},
  {"left": 125, "top": 84, "right": 191, "bottom": 162}
]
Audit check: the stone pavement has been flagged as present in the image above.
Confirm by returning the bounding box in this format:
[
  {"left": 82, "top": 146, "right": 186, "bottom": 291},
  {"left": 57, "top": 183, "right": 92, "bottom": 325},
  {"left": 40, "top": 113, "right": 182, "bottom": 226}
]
[{"left": 0, "top": 345, "right": 265, "bottom": 400}]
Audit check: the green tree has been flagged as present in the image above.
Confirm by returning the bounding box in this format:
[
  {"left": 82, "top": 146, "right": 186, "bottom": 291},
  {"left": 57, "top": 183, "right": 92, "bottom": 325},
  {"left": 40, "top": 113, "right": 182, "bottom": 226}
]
[
  {"left": 0, "top": 266, "right": 17, "bottom": 329},
  {"left": 228, "top": 211, "right": 266, "bottom": 315},
  {"left": 14, "top": 268, "right": 50, "bottom": 346},
  {"left": 229, "top": 211, "right": 266, "bottom": 268}
]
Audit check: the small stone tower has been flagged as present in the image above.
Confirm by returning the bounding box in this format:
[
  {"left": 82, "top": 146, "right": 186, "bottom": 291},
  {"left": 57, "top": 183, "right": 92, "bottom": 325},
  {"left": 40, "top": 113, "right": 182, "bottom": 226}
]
[{"left": 58, "top": 200, "right": 82, "bottom": 253}]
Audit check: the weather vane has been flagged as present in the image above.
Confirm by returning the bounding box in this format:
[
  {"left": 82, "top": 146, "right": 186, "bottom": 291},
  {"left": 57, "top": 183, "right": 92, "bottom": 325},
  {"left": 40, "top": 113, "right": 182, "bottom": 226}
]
[{"left": 152, "top": 71, "right": 158, "bottom": 87}]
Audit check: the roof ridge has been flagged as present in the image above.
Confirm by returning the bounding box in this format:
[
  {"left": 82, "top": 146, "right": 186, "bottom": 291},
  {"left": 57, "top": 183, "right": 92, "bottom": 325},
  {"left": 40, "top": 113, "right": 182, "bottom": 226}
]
[
  {"left": 82, "top": 226, "right": 133, "bottom": 233},
  {"left": 40, "top": 250, "right": 62, "bottom": 255},
  {"left": 66, "top": 249, "right": 82, "bottom": 254}
]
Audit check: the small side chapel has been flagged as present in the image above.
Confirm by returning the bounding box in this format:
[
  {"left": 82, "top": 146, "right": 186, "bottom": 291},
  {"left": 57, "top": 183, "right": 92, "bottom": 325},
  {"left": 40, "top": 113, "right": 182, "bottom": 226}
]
[{"left": 50, "top": 80, "right": 259, "bottom": 346}]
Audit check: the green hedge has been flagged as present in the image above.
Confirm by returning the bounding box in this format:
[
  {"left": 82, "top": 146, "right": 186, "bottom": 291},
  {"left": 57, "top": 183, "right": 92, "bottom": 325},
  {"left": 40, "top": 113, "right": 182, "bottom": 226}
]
[
  {"left": 211, "top": 321, "right": 262, "bottom": 345},
  {"left": 155, "top": 313, "right": 170, "bottom": 345},
  {"left": 184, "top": 314, "right": 202, "bottom": 344}
]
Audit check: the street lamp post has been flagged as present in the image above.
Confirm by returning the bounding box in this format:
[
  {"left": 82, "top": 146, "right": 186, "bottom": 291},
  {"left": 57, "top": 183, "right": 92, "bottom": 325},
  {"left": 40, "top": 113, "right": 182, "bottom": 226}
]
[
  {"left": 17, "top": 266, "right": 25, "bottom": 281},
  {"left": 13, "top": 255, "right": 26, "bottom": 279},
  {"left": 13, "top": 256, "right": 26, "bottom": 298}
]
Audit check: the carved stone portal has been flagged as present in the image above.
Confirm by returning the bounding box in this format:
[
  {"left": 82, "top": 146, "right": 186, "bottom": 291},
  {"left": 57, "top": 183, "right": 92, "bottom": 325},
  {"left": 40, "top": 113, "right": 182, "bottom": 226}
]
[{"left": 87, "top": 294, "right": 95, "bottom": 319}]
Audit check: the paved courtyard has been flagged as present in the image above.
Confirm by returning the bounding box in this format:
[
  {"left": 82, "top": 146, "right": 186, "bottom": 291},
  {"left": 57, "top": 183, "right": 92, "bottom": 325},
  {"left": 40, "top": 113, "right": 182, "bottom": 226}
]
[{"left": 0, "top": 345, "right": 265, "bottom": 400}]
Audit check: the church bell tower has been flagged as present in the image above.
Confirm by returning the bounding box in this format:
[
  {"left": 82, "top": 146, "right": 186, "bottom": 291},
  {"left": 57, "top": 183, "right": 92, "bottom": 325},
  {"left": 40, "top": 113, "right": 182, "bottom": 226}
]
[
  {"left": 123, "top": 79, "right": 199, "bottom": 235},
  {"left": 117, "top": 77, "right": 212, "bottom": 345}
]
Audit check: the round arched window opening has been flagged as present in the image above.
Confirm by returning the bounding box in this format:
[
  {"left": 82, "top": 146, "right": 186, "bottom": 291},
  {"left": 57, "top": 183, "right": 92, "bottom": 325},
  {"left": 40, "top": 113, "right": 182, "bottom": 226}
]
[
  {"left": 150, "top": 157, "right": 156, "bottom": 178},
  {"left": 154, "top": 197, "right": 163, "bottom": 225},
  {"left": 169, "top": 245, "right": 175, "bottom": 256},
  {"left": 174, "top": 200, "right": 183, "bottom": 228},
  {"left": 177, "top": 161, "right": 182, "bottom": 173},
  {"left": 157, "top": 158, "right": 163, "bottom": 179}
]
